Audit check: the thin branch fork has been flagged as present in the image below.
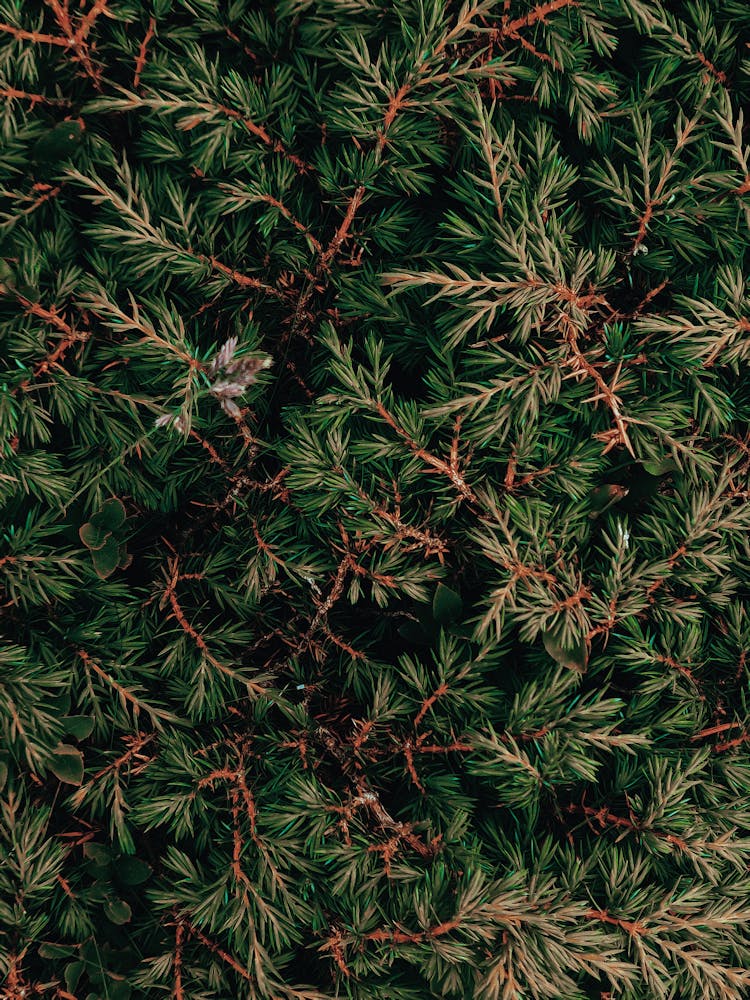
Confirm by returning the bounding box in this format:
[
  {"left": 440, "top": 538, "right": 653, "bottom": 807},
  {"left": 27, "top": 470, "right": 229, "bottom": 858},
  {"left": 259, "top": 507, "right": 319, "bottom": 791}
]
[
  {"left": 205, "top": 102, "right": 311, "bottom": 174},
  {"left": 627, "top": 106, "right": 705, "bottom": 258},
  {"left": 160, "top": 556, "right": 266, "bottom": 696},
  {"left": 71, "top": 731, "right": 155, "bottom": 798},
  {"left": 42, "top": 0, "right": 109, "bottom": 86},
  {"left": 501, "top": 0, "right": 579, "bottom": 36},
  {"left": 566, "top": 802, "right": 688, "bottom": 853},
  {"left": 402, "top": 731, "right": 471, "bottom": 793},
  {"left": 256, "top": 193, "right": 323, "bottom": 252},
  {"left": 322, "top": 914, "right": 461, "bottom": 971},
  {"left": 196, "top": 740, "right": 288, "bottom": 894},
  {"left": 357, "top": 481, "right": 448, "bottom": 562},
  {"left": 319, "top": 186, "right": 365, "bottom": 270},
  {"left": 173, "top": 918, "right": 185, "bottom": 1000},
  {"left": 7, "top": 294, "right": 88, "bottom": 394},
  {"left": 7, "top": 182, "right": 66, "bottom": 222},
  {"left": 374, "top": 403, "right": 479, "bottom": 503},
  {"left": 364, "top": 917, "right": 461, "bottom": 944},
  {"left": 373, "top": 2, "right": 491, "bottom": 154},
  {"left": 469, "top": 0, "right": 580, "bottom": 84},
  {"left": 202, "top": 254, "right": 285, "bottom": 297},
  {"left": 562, "top": 319, "right": 635, "bottom": 457},
  {"left": 281, "top": 185, "right": 367, "bottom": 353},
  {"left": 182, "top": 920, "right": 254, "bottom": 983},
  {"left": 585, "top": 909, "right": 647, "bottom": 937},
  {"left": 76, "top": 648, "right": 162, "bottom": 721},
  {"left": 0, "top": 21, "right": 70, "bottom": 47}
]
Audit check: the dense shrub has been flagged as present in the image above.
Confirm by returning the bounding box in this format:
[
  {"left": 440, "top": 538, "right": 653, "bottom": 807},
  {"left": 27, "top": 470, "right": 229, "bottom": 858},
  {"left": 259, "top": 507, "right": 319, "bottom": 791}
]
[{"left": 1, "top": 1, "right": 750, "bottom": 997}]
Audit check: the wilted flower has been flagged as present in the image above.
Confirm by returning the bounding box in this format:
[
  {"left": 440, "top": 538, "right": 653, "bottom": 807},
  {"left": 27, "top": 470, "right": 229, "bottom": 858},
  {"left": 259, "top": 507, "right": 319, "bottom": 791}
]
[
  {"left": 208, "top": 337, "right": 272, "bottom": 417},
  {"left": 154, "top": 410, "right": 188, "bottom": 433}
]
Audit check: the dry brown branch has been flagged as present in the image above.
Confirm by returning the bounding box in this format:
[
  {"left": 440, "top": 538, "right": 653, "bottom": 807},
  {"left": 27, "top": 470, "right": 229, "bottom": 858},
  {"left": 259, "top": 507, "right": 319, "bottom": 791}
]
[{"left": 133, "top": 16, "right": 156, "bottom": 89}]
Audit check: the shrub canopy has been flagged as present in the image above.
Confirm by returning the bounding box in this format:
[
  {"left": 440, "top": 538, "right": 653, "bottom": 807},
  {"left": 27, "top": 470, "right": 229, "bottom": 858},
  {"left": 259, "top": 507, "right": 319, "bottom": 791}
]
[{"left": 1, "top": 1, "right": 750, "bottom": 998}]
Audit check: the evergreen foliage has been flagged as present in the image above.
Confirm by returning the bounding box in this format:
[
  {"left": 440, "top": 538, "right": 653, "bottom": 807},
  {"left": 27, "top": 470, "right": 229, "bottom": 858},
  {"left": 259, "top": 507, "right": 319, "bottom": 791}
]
[{"left": 1, "top": 0, "right": 750, "bottom": 997}]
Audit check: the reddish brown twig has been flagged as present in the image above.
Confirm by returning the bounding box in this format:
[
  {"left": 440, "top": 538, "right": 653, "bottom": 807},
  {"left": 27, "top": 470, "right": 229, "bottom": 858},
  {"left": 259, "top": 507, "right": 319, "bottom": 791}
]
[
  {"left": 375, "top": 404, "right": 478, "bottom": 503},
  {"left": 562, "top": 320, "right": 635, "bottom": 457},
  {"left": 503, "top": 0, "right": 579, "bottom": 35},
  {"left": 319, "top": 927, "right": 352, "bottom": 978},
  {"left": 0, "top": 86, "right": 70, "bottom": 106},
  {"left": 133, "top": 16, "right": 156, "bottom": 89},
  {"left": 203, "top": 254, "right": 284, "bottom": 296},
  {"left": 77, "top": 649, "right": 168, "bottom": 722},
  {"left": 183, "top": 921, "right": 253, "bottom": 983},
  {"left": 566, "top": 802, "right": 687, "bottom": 852},
  {"left": 713, "top": 730, "right": 750, "bottom": 753},
  {"left": 414, "top": 682, "right": 450, "bottom": 727},
  {"left": 173, "top": 919, "right": 185, "bottom": 999},
  {"left": 206, "top": 104, "right": 310, "bottom": 173},
  {"left": 585, "top": 909, "right": 646, "bottom": 937},
  {"left": 0, "top": 21, "right": 69, "bottom": 46},
  {"left": 256, "top": 194, "right": 322, "bottom": 252},
  {"left": 43, "top": 0, "right": 107, "bottom": 86},
  {"left": 161, "top": 557, "right": 266, "bottom": 695},
  {"left": 691, "top": 721, "right": 744, "bottom": 741},
  {"left": 364, "top": 917, "right": 460, "bottom": 944},
  {"left": 69, "top": 732, "right": 155, "bottom": 806}
]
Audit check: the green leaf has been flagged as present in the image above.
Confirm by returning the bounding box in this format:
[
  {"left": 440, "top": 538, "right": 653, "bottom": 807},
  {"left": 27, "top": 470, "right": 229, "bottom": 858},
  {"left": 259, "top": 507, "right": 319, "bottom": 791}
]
[
  {"left": 542, "top": 631, "right": 589, "bottom": 673},
  {"left": 103, "top": 898, "right": 132, "bottom": 925},
  {"left": 0, "top": 258, "right": 16, "bottom": 291},
  {"left": 79, "top": 521, "right": 109, "bottom": 550},
  {"left": 49, "top": 744, "right": 84, "bottom": 785},
  {"left": 32, "top": 119, "right": 85, "bottom": 163},
  {"left": 63, "top": 715, "right": 95, "bottom": 739},
  {"left": 0, "top": 757, "right": 7, "bottom": 793},
  {"left": 108, "top": 979, "right": 132, "bottom": 1000},
  {"left": 116, "top": 855, "right": 151, "bottom": 886},
  {"left": 38, "top": 942, "right": 76, "bottom": 959},
  {"left": 83, "top": 843, "right": 112, "bottom": 867},
  {"left": 47, "top": 691, "right": 72, "bottom": 717},
  {"left": 641, "top": 457, "right": 679, "bottom": 476},
  {"left": 433, "top": 583, "right": 463, "bottom": 625},
  {"left": 89, "top": 498, "right": 126, "bottom": 532},
  {"left": 91, "top": 538, "right": 120, "bottom": 579},
  {"left": 117, "top": 545, "right": 132, "bottom": 571},
  {"left": 64, "top": 961, "right": 84, "bottom": 993}
]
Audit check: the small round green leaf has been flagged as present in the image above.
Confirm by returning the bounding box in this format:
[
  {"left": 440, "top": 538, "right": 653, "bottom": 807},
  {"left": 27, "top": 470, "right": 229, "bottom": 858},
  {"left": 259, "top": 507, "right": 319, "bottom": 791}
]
[
  {"left": 63, "top": 715, "right": 95, "bottom": 739},
  {"left": 641, "top": 457, "right": 679, "bottom": 477},
  {"left": 542, "top": 631, "right": 588, "bottom": 673},
  {"left": 49, "top": 744, "right": 84, "bottom": 785},
  {"left": 83, "top": 842, "right": 112, "bottom": 867},
  {"left": 91, "top": 538, "right": 120, "bottom": 579},
  {"left": 116, "top": 855, "right": 151, "bottom": 886},
  {"left": 108, "top": 979, "right": 132, "bottom": 1000},
  {"left": 38, "top": 942, "right": 76, "bottom": 959},
  {"left": 398, "top": 619, "right": 430, "bottom": 645},
  {"left": 64, "top": 961, "right": 84, "bottom": 993},
  {"left": 103, "top": 898, "right": 132, "bottom": 925},
  {"left": 433, "top": 583, "right": 463, "bottom": 625},
  {"left": 0, "top": 259, "right": 16, "bottom": 291},
  {"left": 90, "top": 498, "right": 126, "bottom": 532},
  {"left": 79, "top": 522, "right": 109, "bottom": 551},
  {"left": 32, "top": 119, "right": 85, "bottom": 163}
]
